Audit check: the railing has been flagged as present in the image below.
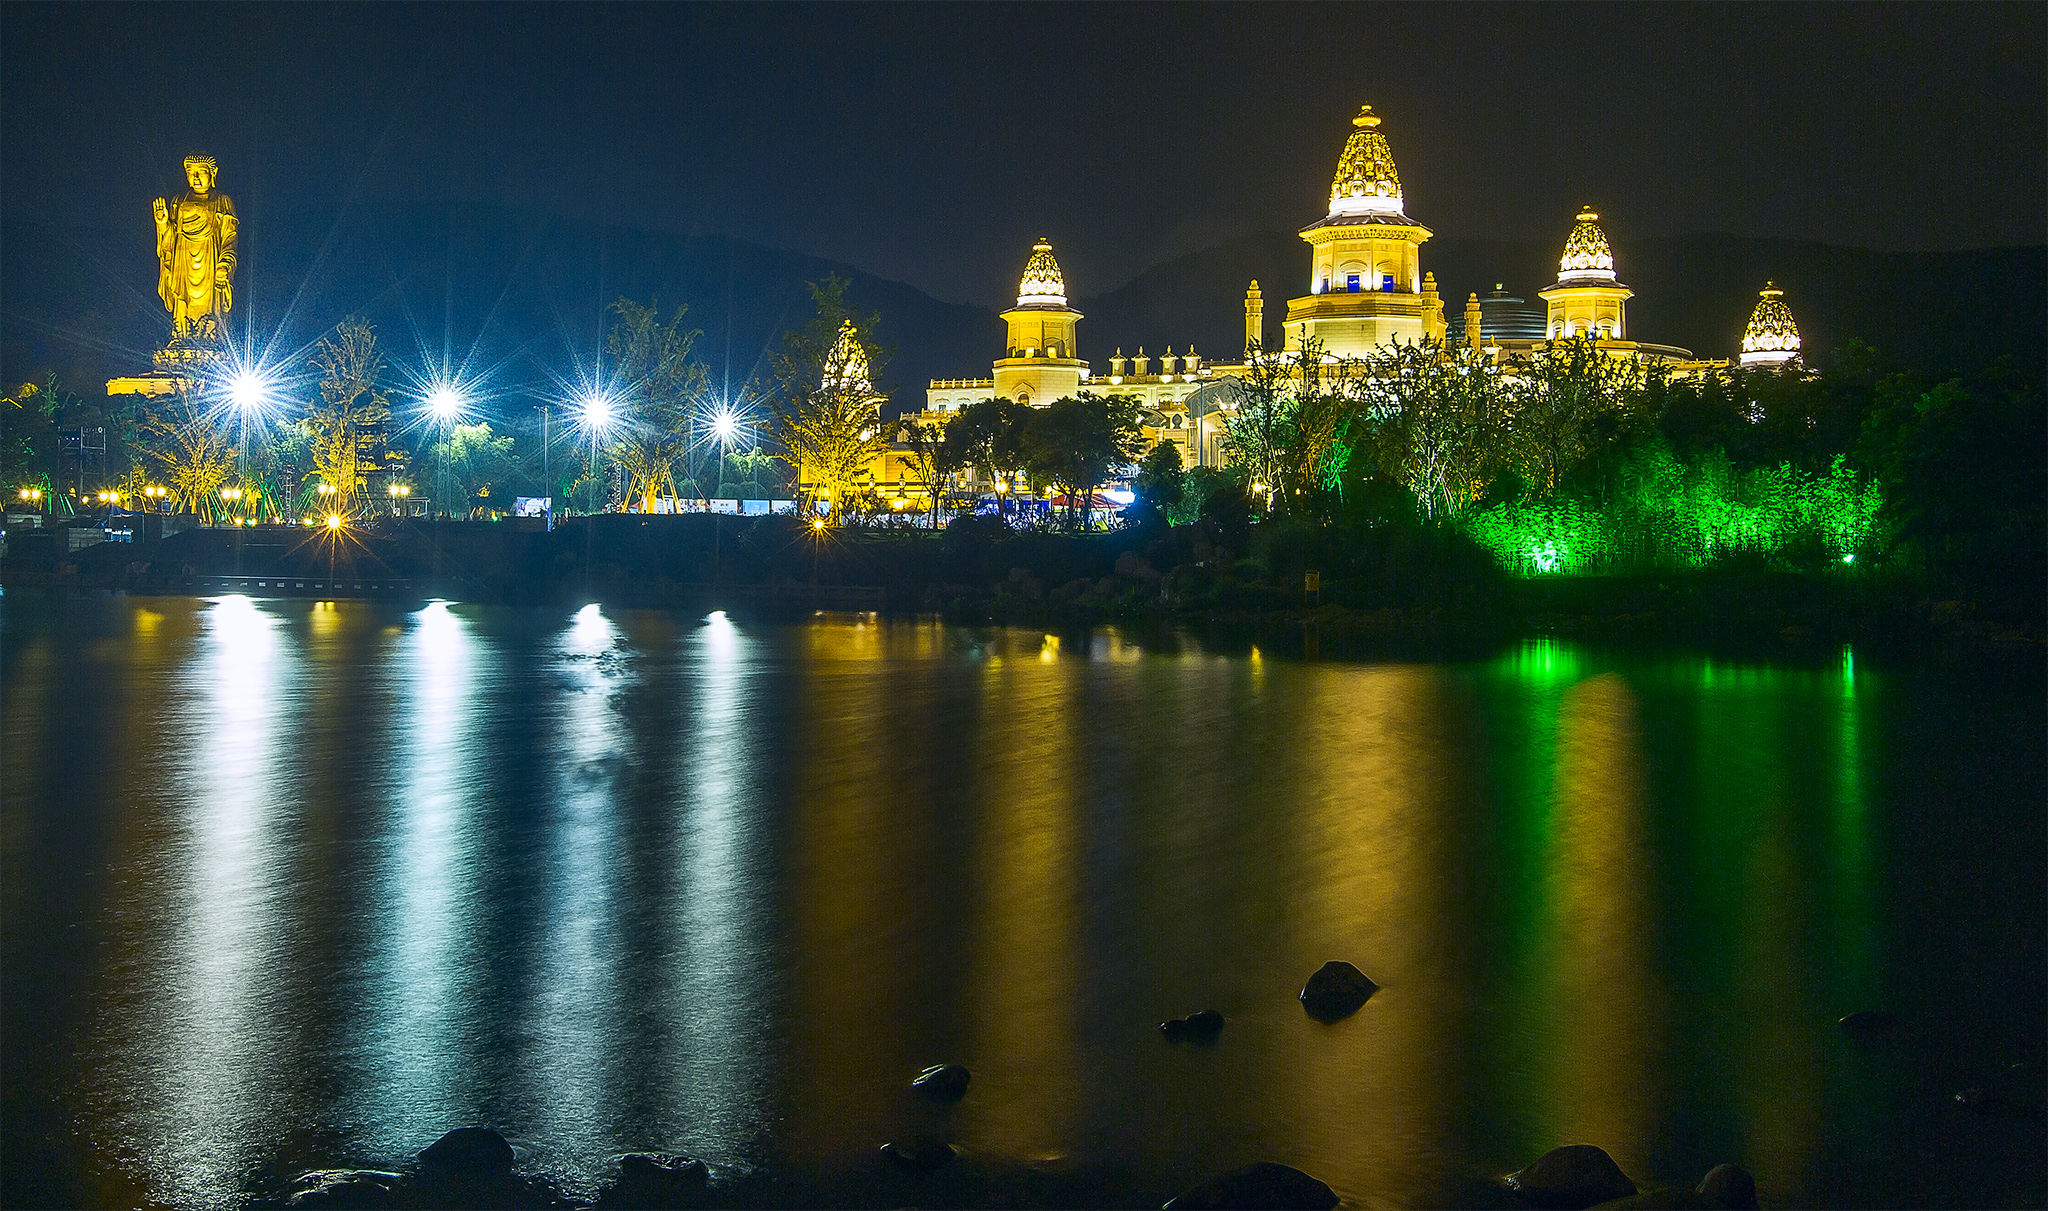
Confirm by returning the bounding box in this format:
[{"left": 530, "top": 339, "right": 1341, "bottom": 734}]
[
  {"left": 675, "top": 583, "right": 888, "bottom": 611},
  {"left": 173, "top": 573, "right": 416, "bottom": 596}
]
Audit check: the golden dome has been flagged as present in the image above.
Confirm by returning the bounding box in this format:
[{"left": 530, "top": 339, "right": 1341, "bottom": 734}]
[
  {"left": 822, "top": 318, "right": 872, "bottom": 393},
  {"left": 1017, "top": 238, "right": 1067, "bottom": 306},
  {"left": 1327, "top": 104, "right": 1404, "bottom": 217},
  {"left": 1740, "top": 282, "right": 1802, "bottom": 363},
  {"left": 1558, "top": 208, "right": 1616, "bottom": 281}
]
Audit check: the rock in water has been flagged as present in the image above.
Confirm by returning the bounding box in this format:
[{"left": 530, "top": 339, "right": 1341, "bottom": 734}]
[
  {"left": 597, "top": 1154, "right": 710, "bottom": 1208},
  {"left": 286, "top": 1170, "right": 405, "bottom": 1208},
  {"left": 1503, "top": 1144, "right": 1638, "bottom": 1209},
  {"left": 1298, "top": 961, "right": 1378, "bottom": 1021},
  {"left": 1163, "top": 1161, "right": 1339, "bottom": 1209},
  {"left": 1837, "top": 1009, "right": 1896, "bottom": 1035},
  {"left": 912, "top": 1063, "right": 972, "bottom": 1101},
  {"left": 1696, "top": 1163, "right": 1758, "bottom": 1209},
  {"left": 881, "top": 1135, "right": 957, "bottom": 1171},
  {"left": 618, "top": 1153, "right": 708, "bottom": 1184},
  {"left": 1161, "top": 1009, "right": 1226, "bottom": 1039},
  {"left": 416, "top": 1126, "right": 516, "bottom": 1180},
  {"left": 1589, "top": 1190, "right": 1719, "bottom": 1209}
]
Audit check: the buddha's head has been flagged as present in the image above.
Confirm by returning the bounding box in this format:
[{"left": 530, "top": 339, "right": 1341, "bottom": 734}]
[{"left": 183, "top": 154, "right": 218, "bottom": 196}]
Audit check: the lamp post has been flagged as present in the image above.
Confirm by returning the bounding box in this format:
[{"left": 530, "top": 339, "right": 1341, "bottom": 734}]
[
  {"left": 539, "top": 404, "right": 552, "bottom": 531},
  {"left": 428, "top": 386, "right": 464, "bottom": 520}
]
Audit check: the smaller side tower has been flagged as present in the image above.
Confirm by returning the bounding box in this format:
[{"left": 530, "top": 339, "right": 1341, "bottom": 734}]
[
  {"left": 1738, "top": 282, "right": 1802, "bottom": 369},
  {"left": 1539, "top": 208, "right": 1632, "bottom": 341}
]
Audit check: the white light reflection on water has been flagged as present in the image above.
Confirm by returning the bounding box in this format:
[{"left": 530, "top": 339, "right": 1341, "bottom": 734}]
[
  {"left": 661, "top": 609, "right": 772, "bottom": 1154},
  {"left": 141, "top": 595, "right": 293, "bottom": 1208},
  {"left": 361, "top": 600, "right": 485, "bottom": 1141},
  {"left": 521, "top": 602, "right": 632, "bottom": 1166}
]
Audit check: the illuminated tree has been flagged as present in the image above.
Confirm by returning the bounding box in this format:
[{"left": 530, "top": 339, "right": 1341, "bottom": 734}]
[
  {"left": 1358, "top": 337, "right": 1507, "bottom": 520},
  {"left": 1501, "top": 334, "right": 1654, "bottom": 497},
  {"left": 1131, "top": 439, "right": 1185, "bottom": 511},
  {"left": 421, "top": 421, "right": 517, "bottom": 515},
  {"left": 897, "top": 412, "right": 959, "bottom": 528},
  {"left": 603, "top": 297, "right": 710, "bottom": 511},
  {"left": 1020, "top": 392, "right": 1144, "bottom": 528},
  {"left": 948, "top": 395, "right": 1030, "bottom": 514},
  {"left": 771, "top": 281, "right": 894, "bottom": 522},
  {"left": 1219, "top": 340, "right": 1293, "bottom": 510},
  {"left": 304, "top": 318, "right": 391, "bottom": 511},
  {"left": 138, "top": 380, "right": 236, "bottom": 519}
]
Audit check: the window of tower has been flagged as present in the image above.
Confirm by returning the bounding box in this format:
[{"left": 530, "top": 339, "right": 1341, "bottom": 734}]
[{"left": 1346, "top": 273, "right": 1361, "bottom": 293}]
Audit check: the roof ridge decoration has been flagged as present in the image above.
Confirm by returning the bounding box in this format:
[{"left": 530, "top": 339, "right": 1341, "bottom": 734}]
[
  {"left": 1557, "top": 207, "right": 1617, "bottom": 283},
  {"left": 1327, "top": 104, "right": 1404, "bottom": 218},
  {"left": 1017, "top": 238, "right": 1067, "bottom": 307},
  {"left": 1741, "top": 281, "right": 1801, "bottom": 360}
]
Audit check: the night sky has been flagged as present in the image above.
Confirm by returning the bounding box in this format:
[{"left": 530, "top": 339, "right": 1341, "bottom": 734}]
[{"left": 3, "top": 2, "right": 2043, "bottom": 386}]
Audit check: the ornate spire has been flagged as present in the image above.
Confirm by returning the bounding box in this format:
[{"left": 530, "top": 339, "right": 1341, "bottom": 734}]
[
  {"left": 1017, "top": 238, "right": 1066, "bottom": 307},
  {"left": 1327, "top": 104, "right": 1404, "bottom": 217},
  {"left": 1557, "top": 207, "right": 1617, "bottom": 283},
  {"left": 1740, "top": 281, "right": 1802, "bottom": 366},
  {"left": 822, "top": 318, "right": 872, "bottom": 394}
]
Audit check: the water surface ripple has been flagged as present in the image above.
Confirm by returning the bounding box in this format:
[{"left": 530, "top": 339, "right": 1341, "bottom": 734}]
[{"left": 3, "top": 596, "right": 2041, "bottom": 1208}]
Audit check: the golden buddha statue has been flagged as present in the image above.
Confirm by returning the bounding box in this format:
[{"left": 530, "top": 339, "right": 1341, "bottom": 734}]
[{"left": 154, "top": 154, "right": 237, "bottom": 338}]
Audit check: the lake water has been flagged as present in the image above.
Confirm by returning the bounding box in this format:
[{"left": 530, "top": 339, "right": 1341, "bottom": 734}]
[{"left": 3, "top": 594, "right": 2042, "bottom": 1209}]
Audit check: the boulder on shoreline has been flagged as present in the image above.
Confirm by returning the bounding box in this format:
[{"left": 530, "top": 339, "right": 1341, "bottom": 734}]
[
  {"left": 1695, "top": 1162, "right": 1758, "bottom": 1209},
  {"left": 416, "top": 1127, "right": 516, "bottom": 1180},
  {"left": 1298, "top": 961, "right": 1378, "bottom": 1021},
  {"left": 1837, "top": 1009, "right": 1896, "bottom": 1035},
  {"left": 1160, "top": 1009, "right": 1226, "bottom": 1040},
  {"left": 881, "top": 1134, "right": 957, "bottom": 1171},
  {"left": 595, "top": 1153, "right": 711, "bottom": 1209},
  {"left": 1163, "top": 1161, "right": 1339, "bottom": 1209},
  {"left": 1503, "top": 1144, "right": 1638, "bottom": 1209},
  {"left": 912, "top": 1062, "right": 972, "bottom": 1101},
  {"left": 286, "top": 1169, "right": 405, "bottom": 1208}
]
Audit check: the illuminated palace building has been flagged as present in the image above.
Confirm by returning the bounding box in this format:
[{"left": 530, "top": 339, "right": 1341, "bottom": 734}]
[{"left": 912, "top": 102, "right": 1801, "bottom": 478}]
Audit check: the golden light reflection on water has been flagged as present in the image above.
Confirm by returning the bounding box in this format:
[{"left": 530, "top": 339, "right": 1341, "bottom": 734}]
[
  {"left": 1274, "top": 664, "right": 1468, "bottom": 1199},
  {"left": 1530, "top": 673, "right": 1661, "bottom": 1168},
  {"left": 784, "top": 615, "right": 929, "bottom": 1156},
  {"left": 962, "top": 655, "right": 1081, "bottom": 1160}
]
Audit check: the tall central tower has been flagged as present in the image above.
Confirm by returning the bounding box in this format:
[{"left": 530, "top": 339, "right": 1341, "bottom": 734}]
[
  {"left": 994, "top": 238, "right": 1086, "bottom": 406},
  {"left": 1283, "top": 105, "right": 1444, "bottom": 357}
]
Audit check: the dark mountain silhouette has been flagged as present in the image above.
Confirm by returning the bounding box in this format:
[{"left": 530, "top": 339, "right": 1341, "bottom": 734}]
[
  {"left": 1071, "top": 231, "right": 2045, "bottom": 379},
  {"left": 7, "top": 200, "right": 2037, "bottom": 431}
]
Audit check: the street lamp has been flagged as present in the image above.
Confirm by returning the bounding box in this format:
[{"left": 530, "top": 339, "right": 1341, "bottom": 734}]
[
  {"left": 424, "top": 385, "right": 467, "bottom": 519},
  {"left": 575, "top": 392, "right": 617, "bottom": 515}
]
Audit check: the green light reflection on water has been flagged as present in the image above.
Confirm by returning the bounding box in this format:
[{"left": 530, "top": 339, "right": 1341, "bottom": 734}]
[{"left": 1476, "top": 638, "right": 1880, "bottom": 1182}]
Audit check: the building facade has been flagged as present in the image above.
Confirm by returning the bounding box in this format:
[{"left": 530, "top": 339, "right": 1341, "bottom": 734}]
[{"left": 906, "top": 100, "right": 1804, "bottom": 501}]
